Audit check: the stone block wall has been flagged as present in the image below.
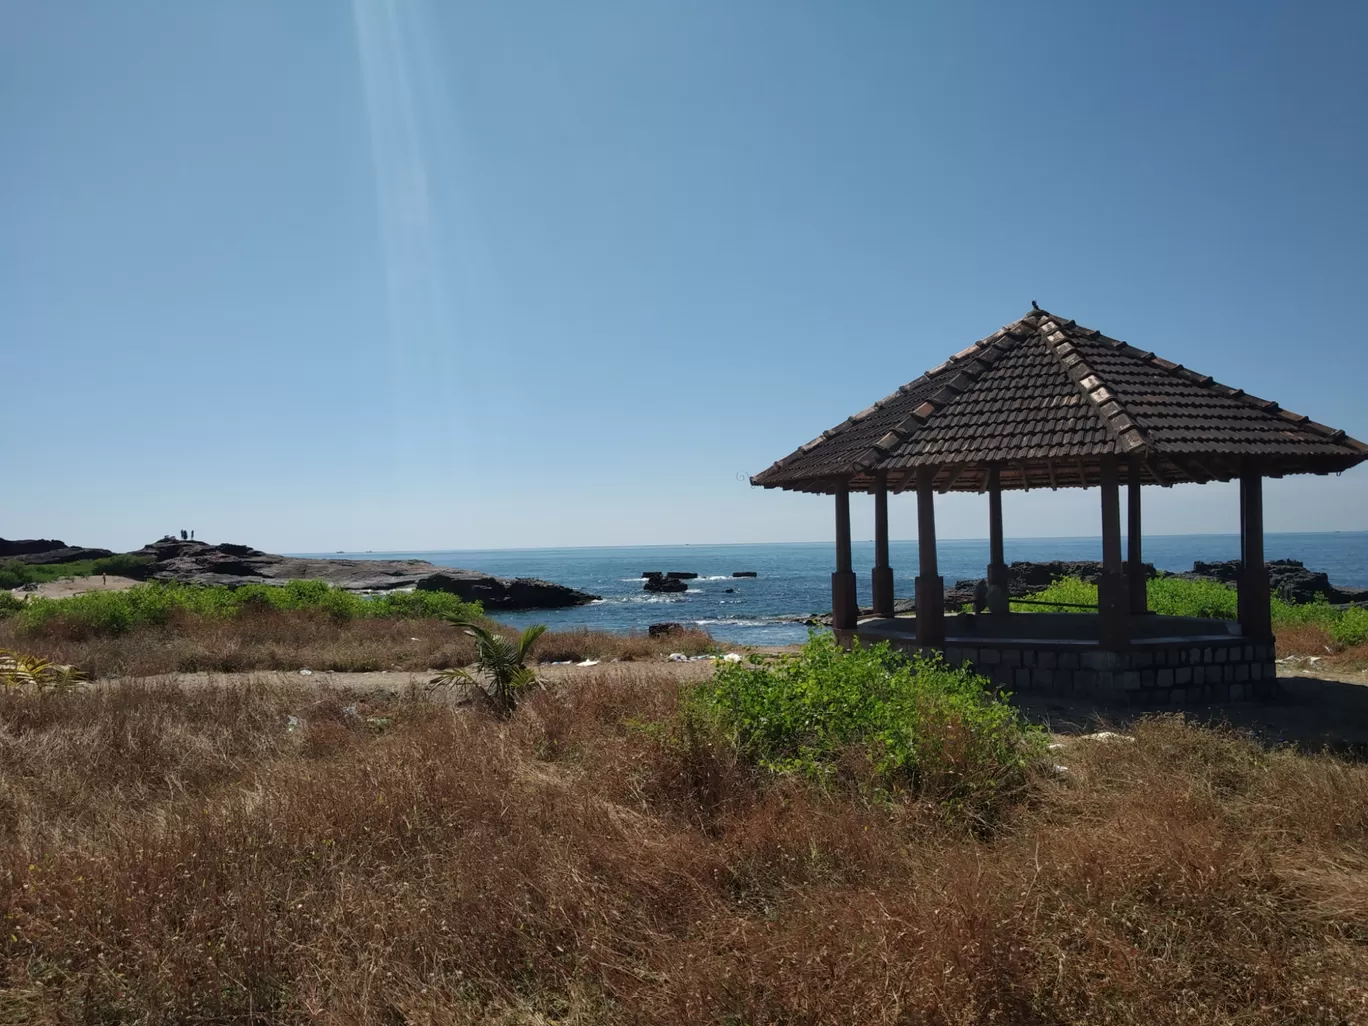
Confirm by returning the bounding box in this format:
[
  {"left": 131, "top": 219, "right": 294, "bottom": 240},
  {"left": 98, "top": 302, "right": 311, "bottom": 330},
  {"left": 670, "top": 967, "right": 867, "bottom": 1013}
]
[{"left": 869, "top": 634, "right": 1278, "bottom": 704}]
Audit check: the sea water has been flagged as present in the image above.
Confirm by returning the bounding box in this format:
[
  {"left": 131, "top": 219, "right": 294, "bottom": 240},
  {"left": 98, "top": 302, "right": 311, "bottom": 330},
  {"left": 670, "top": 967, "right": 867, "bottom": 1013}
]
[{"left": 302, "top": 533, "right": 1368, "bottom": 646}]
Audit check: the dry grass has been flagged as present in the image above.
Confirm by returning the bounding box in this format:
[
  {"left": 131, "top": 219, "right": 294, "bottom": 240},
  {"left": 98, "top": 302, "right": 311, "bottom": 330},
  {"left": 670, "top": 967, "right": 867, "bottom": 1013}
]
[
  {"left": 1275, "top": 623, "right": 1368, "bottom": 671},
  {"left": 2, "top": 669, "right": 1367, "bottom": 1023},
  {"left": 0, "top": 611, "right": 717, "bottom": 678}
]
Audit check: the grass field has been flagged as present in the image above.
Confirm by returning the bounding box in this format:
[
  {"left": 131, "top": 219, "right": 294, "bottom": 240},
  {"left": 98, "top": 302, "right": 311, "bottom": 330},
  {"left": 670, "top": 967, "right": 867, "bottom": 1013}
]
[{"left": 2, "top": 640, "right": 1365, "bottom": 1023}]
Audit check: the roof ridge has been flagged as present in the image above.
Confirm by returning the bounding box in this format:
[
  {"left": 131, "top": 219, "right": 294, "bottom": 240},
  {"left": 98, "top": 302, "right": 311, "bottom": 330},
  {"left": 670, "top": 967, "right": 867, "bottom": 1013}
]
[
  {"left": 848, "top": 313, "right": 1043, "bottom": 472},
  {"left": 751, "top": 313, "right": 1043, "bottom": 483},
  {"left": 1092, "top": 333, "right": 1368, "bottom": 456},
  {"left": 1037, "top": 314, "right": 1148, "bottom": 456}
]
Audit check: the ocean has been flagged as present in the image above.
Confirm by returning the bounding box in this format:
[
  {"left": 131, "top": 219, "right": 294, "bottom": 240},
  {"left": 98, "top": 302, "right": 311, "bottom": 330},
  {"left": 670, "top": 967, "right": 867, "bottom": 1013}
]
[{"left": 302, "top": 532, "right": 1368, "bottom": 646}]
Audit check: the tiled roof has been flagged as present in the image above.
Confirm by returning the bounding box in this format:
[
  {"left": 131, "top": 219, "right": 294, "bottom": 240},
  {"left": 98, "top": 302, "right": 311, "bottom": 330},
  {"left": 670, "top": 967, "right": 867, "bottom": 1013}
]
[{"left": 752, "top": 307, "right": 1368, "bottom": 493}]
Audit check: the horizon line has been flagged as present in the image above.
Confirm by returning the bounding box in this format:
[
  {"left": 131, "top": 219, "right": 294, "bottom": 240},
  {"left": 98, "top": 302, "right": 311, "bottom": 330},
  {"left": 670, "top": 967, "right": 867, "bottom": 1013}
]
[{"left": 289, "top": 528, "right": 1368, "bottom": 556}]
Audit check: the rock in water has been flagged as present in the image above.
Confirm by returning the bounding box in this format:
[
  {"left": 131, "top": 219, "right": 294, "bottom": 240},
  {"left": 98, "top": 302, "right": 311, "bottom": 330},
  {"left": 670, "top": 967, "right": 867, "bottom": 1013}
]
[
  {"left": 732, "top": 571, "right": 758, "bottom": 577},
  {"left": 644, "top": 576, "right": 688, "bottom": 593}
]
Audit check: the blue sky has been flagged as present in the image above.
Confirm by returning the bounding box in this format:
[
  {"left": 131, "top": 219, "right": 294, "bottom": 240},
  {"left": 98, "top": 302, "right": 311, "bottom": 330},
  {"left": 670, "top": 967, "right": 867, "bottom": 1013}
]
[{"left": 3, "top": 0, "right": 1366, "bottom": 553}]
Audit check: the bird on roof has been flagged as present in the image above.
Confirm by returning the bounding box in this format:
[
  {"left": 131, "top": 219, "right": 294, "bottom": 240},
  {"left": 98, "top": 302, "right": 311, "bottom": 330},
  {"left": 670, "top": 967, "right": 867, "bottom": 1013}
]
[{"left": 1031, "top": 300, "right": 1040, "bottom": 310}]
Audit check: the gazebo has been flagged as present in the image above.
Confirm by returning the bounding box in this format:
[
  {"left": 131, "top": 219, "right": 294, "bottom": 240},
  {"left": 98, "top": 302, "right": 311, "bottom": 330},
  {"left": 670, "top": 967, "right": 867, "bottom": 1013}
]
[{"left": 753, "top": 306, "right": 1368, "bottom": 702}]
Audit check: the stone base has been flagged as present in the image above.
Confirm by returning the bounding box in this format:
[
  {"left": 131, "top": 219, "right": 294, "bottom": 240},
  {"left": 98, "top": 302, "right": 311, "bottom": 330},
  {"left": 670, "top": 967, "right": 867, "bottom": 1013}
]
[{"left": 848, "top": 632, "right": 1279, "bottom": 705}]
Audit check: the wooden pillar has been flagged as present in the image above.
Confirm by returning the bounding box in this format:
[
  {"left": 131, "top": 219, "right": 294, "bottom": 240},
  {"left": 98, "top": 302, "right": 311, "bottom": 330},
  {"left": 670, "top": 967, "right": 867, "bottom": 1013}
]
[
  {"left": 915, "top": 467, "right": 945, "bottom": 646},
  {"left": 1238, "top": 472, "right": 1271, "bottom": 640},
  {"left": 986, "top": 466, "right": 1008, "bottom": 614},
  {"left": 871, "top": 472, "right": 894, "bottom": 618},
  {"left": 831, "top": 482, "right": 858, "bottom": 631},
  {"left": 1127, "top": 457, "right": 1147, "bottom": 613},
  {"left": 1098, "top": 456, "right": 1130, "bottom": 649}
]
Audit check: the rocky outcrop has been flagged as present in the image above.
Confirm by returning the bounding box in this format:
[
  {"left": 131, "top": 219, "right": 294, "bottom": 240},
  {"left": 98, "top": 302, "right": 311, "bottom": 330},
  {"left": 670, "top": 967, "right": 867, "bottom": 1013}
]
[
  {"left": 732, "top": 571, "right": 758, "bottom": 578},
  {"left": 644, "top": 576, "right": 688, "bottom": 593},
  {"left": 0, "top": 538, "right": 71, "bottom": 558},
  {"left": 414, "top": 571, "right": 597, "bottom": 610},
  {"left": 945, "top": 560, "right": 1158, "bottom": 606},
  {"left": 126, "top": 539, "right": 597, "bottom": 609},
  {"left": 7, "top": 546, "right": 115, "bottom": 565},
  {"left": 1177, "top": 559, "right": 1368, "bottom": 604}
]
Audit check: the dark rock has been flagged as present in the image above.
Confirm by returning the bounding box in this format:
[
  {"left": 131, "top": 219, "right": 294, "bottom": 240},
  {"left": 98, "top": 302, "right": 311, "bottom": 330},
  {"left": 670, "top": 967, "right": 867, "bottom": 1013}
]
[
  {"left": 0, "top": 538, "right": 71, "bottom": 558},
  {"left": 732, "top": 571, "right": 758, "bottom": 577},
  {"left": 648, "top": 622, "right": 687, "bottom": 638},
  {"left": 642, "top": 571, "right": 664, "bottom": 580},
  {"left": 724, "top": 588, "right": 735, "bottom": 593},
  {"left": 415, "top": 572, "right": 597, "bottom": 610},
  {"left": 644, "top": 576, "right": 688, "bottom": 593},
  {"left": 126, "top": 539, "right": 597, "bottom": 609},
  {"left": 7, "top": 546, "right": 116, "bottom": 565},
  {"left": 666, "top": 572, "right": 698, "bottom": 580},
  {"left": 1178, "top": 559, "right": 1368, "bottom": 604}
]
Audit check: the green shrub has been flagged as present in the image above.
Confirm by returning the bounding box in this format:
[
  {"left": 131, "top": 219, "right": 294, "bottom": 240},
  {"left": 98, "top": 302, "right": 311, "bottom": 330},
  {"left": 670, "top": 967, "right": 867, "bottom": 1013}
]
[
  {"left": 1009, "top": 577, "right": 1097, "bottom": 612},
  {"left": 9, "top": 581, "right": 483, "bottom": 636},
  {"left": 695, "top": 633, "right": 1042, "bottom": 813},
  {"left": 1330, "top": 606, "right": 1368, "bottom": 648}
]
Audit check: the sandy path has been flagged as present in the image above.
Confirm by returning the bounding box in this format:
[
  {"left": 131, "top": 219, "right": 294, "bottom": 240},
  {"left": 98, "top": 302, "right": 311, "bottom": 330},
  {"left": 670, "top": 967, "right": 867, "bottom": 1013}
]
[{"left": 10, "top": 575, "right": 141, "bottom": 600}]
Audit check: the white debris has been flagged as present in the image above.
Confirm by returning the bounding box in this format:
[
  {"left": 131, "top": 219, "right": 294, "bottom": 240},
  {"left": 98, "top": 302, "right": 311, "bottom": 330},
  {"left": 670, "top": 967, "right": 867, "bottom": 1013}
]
[
  {"left": 1053, "top": 764, "right": 1070, "bottom": 775},
  {"left": 1047, "top": 742, "right": 1066, "bottom": 751},
  {"left": 286, "top": 715, "right": 303, "bottom": 732},
  {"left": 689, "top": 654, "right": 712, "bottom": 661},
  {"left": 299, "top": 668, "right": 313, "bottom": 676},
  {"left": 409, "top": 637, "right": 421, "bottom": 642},
  {"left": 342, "top": 704, "right": 359, "bottom": 720},
  {"left": 576, "top": 659, "right": 600, "bottom": 667},
  {"left": 667, "top": 652, "right": 687, "bottom": 662},
  {"left": 1078, "top": 731, "right": 1134, "bottom": 743},
  {"left": 722, "top": 653, "right": 743, "bottom": 663},
  {"left": 1308, "top": 656, "right": 1322, "bottom": 664}
]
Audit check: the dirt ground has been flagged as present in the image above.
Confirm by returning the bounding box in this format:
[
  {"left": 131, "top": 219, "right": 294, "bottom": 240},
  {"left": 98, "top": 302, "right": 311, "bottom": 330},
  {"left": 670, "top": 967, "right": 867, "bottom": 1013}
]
[{"left": 10, "top": 574, "right": 141, "bottom": 600}]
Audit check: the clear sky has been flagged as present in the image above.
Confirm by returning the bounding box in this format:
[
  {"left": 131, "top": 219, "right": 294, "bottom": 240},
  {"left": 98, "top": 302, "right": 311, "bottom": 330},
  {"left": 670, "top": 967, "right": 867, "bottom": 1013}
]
[{"left": 3, "top": 0, "right": 1366, "bottom": 553}]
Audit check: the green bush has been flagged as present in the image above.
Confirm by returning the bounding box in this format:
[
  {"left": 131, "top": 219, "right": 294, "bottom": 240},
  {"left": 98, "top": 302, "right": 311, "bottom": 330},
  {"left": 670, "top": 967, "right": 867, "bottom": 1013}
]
[
  {"left": 695, "top": 633, "right": 1042, "bottom": 812},
  {"left": 1330, "top": 606, "right": 1368, "bottom": 648},
  {"left": 6, "top": 581, "right": 483, "bottom": 636}
]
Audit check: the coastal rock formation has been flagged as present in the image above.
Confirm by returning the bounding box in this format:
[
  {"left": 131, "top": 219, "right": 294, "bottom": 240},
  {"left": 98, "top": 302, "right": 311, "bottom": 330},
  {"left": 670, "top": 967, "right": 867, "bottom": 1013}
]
[
  {"left": 0, "top": 538, "right": 115, "bottom": 564},
  {"left": 643, "top": 576, "right": 688, "bottom": 593},
  {"left": 7, "top": 546, "right": 116, "bottom": 565},
  {"left": 0, "top": 538, "right": 72, "bottom": 558},
  {"left": 732, "top": 571, "right": 758, "bottom": 578},
  {"left": 414, "top": 571, "right": 597, "bottom": 610},
  {"left": 1177, "top": 559, "right": 1368, "bottom": 604},
  {"left": 945, "top": 560, "right": 1159, "bottom": 606},
  {"left": 126, "top": 539, "right": 598, "bottom": 610}
]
